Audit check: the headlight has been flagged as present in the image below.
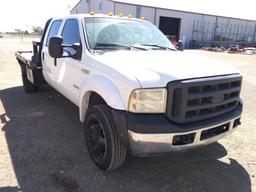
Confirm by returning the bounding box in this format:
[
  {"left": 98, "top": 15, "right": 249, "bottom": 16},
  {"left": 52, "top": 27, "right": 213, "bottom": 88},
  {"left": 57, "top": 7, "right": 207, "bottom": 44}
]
[{"left": 128, "top": 89, "right": 167, "bottom": 113}]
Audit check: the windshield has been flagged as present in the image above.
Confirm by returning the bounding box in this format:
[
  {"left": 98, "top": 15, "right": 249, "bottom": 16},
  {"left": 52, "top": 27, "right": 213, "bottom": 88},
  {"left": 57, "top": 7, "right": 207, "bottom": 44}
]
[{"left": 84, "top": 17, "right": 176, "bottom": 50}]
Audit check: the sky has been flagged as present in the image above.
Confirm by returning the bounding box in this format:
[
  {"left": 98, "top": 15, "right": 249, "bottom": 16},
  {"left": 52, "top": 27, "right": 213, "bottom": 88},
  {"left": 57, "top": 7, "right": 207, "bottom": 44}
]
[
  {"left": 0, "top": 0, "right": 255, "bottom": 32},
  {"left": 0, "top": 0, "right": 78, "bottom": 32}
]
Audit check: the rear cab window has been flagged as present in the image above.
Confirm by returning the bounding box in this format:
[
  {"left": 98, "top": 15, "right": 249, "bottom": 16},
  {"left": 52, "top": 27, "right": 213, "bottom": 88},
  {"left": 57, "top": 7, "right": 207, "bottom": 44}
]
[{"left": 46, "top": 20, "right": 63, "bottom": 46}]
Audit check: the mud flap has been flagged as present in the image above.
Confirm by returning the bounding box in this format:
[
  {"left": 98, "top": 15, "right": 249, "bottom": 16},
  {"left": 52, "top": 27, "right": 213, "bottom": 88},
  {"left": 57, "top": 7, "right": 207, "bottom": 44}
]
[{"left": 26, "top": 66, "right": 34, "bottom": 84}]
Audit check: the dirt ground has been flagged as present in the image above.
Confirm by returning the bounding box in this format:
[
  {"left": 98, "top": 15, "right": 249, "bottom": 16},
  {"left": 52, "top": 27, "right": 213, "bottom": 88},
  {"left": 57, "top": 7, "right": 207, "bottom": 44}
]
[{"left": 0, "top": 39, "right": 255, "bottom": 192}]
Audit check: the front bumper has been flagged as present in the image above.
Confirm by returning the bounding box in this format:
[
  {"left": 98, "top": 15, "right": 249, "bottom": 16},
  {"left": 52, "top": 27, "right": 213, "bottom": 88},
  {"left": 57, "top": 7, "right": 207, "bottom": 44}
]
[
  {"left": 111, "top": 104, "right": 242, "bottom": 156},
  {"left": 128, "top": 116, "right": 241, "bottom": 155}
]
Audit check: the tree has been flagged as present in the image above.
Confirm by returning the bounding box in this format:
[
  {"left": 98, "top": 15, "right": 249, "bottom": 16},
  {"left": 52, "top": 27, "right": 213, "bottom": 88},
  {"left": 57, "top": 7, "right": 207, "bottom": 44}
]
[
  {"left": 14, "top": 29, "right": 22, "bottom": 34},
  {"left": 24, "top": 30, "right": 29, "bottom": 35},
  {"left": 32, "top": 26, "right": 43, "bottom": 34}
]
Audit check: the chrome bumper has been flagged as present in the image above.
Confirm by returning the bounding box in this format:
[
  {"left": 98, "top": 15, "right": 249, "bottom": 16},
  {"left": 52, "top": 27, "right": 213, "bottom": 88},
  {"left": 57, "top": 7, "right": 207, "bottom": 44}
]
[{"left": 128, "top": 116, "right": 241, "bottom": 155}]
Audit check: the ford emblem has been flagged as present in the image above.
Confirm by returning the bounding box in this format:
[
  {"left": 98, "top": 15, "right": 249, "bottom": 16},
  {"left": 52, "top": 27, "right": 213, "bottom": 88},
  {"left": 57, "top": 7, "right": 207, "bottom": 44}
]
[{"left": 212, "top": 95, "right": 225, "bottom": 104}]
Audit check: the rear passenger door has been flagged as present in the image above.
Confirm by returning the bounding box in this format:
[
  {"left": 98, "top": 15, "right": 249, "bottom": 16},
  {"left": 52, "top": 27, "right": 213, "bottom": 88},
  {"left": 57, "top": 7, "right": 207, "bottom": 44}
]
[
  {"left": 41, "top": 19, "right": 63, "bottom": 87},
  {"left": 57, "top": 19, "right": 83, "bottom": 105}
]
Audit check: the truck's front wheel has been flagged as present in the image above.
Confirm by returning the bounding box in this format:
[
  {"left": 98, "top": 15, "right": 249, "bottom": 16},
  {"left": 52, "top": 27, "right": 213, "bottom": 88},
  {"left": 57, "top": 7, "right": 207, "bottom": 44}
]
[{"left": 84, "top": 105, "right": 126, "bottom": 171}]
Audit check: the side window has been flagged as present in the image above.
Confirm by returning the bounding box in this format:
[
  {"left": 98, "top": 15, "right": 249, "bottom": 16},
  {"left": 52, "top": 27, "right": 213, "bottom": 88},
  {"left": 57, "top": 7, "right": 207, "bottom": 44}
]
[
  {"left": 46, "top": 20, "right": 62, "bottom": 46},
  {"left": 62, "top": 19, "right": 81, "bottom": 44}
]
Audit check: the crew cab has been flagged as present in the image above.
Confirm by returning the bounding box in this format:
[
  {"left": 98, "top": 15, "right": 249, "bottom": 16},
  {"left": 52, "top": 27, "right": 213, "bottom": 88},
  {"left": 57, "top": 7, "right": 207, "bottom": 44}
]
[{"left": 15, "top": 14, "right": 243, "bottom": 171}]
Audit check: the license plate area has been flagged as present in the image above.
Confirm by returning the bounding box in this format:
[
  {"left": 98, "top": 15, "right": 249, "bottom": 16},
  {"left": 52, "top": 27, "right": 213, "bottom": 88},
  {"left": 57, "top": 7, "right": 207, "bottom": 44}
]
[{"left": 200, "top": 123, "right": 230, "bottom": 141}]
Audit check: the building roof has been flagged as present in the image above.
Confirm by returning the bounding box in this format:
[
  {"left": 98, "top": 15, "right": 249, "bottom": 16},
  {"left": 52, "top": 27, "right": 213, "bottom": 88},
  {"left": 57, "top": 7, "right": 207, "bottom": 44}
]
[{"left": 112, "top": 0, "right": 256, "bottom": 21}]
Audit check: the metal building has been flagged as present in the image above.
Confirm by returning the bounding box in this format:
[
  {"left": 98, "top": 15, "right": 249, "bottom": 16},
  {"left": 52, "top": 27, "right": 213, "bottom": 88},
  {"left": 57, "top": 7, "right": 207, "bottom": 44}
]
[{"left": 70, "top": 0, "right": 256, "bottom": 48}]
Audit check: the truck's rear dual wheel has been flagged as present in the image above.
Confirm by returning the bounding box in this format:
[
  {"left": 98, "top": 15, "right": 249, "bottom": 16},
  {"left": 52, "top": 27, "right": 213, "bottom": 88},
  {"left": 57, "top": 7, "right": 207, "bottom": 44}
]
[
  {"left": 84, "top": 105, "right": 126, "bottom": 171},
  {"left": 21, "top": 66, "right": 37, "bottom": 93}
]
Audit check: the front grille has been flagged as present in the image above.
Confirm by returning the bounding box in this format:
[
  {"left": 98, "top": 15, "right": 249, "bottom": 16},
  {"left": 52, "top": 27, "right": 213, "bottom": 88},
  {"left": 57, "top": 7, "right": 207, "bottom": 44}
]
[{"left": 166, "top": 75, "right": 242, "bottom": 123}]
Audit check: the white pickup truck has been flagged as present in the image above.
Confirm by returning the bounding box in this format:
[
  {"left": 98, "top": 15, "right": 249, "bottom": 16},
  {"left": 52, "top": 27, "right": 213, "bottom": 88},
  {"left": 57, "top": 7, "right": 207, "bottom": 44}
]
[{"left": 16, "top": 14, "right": 243, "bottom": 171}]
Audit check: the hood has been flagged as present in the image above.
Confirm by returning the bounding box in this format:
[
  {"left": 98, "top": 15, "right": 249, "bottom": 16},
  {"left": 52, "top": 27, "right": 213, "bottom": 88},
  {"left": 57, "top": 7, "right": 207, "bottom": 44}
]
[{"left": 94, "top": 50, "right": 239, "bottom": 88}]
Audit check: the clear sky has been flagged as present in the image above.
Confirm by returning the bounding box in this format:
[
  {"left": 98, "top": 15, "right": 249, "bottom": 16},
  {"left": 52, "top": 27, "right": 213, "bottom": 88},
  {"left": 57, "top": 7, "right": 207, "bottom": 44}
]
[{"left": 0, "top": 0, "right": 78, "bottom": 32}]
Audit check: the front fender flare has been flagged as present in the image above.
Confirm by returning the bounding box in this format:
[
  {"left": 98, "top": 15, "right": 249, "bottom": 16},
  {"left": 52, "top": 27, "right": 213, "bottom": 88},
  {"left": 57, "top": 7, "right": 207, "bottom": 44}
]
[{"left": 79, "top": 75, "right": 126, "bottom": 122}]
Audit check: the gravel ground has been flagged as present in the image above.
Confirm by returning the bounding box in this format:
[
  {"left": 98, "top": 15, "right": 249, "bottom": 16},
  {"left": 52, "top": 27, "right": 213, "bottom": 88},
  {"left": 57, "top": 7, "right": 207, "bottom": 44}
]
[{"left": 0, "top": 39, "right": 255, "bottom": 192}]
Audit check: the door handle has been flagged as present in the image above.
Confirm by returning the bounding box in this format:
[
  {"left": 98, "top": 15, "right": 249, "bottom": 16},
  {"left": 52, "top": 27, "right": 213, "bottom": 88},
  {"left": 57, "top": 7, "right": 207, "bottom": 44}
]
[{"left": 81, "top": 68, "right": 90, "bottom": 74}]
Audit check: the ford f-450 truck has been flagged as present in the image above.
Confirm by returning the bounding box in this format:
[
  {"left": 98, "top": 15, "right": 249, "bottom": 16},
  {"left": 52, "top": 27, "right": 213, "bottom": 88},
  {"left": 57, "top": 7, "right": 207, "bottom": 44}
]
[{"left": 15, "top": 14, "right": 242, "bottom": 171}]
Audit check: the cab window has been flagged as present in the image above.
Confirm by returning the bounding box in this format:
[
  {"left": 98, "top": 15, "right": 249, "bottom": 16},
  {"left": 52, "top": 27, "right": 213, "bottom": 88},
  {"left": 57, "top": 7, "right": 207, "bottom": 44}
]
[
  {"left": 46, "top": 20, "right": 62, "bottom": 46},
  {"left": 62, "top": 19, "right": 81, "bottom": 44}
]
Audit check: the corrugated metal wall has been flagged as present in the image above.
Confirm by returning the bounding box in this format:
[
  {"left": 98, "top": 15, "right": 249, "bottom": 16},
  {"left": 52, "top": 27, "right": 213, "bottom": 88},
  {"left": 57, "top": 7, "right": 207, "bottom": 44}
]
[{"left": 71, "top": 0, "right": 256, "bottom": 48}]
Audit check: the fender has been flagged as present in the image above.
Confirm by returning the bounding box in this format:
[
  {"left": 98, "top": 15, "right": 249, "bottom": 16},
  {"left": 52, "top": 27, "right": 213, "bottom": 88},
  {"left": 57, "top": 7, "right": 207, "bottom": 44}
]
[{"left": 79, "top": 75, "right": 126, "bottom": 122}]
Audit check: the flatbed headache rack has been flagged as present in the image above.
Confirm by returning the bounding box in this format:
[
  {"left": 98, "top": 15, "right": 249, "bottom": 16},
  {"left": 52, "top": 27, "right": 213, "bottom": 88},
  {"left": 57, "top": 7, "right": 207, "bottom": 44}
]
[
  {"left": 15, "top": 41, "right": 41, "bottom": 69},
  {"left": 15, "top": 19, "right": 52, "bottom": 89}
]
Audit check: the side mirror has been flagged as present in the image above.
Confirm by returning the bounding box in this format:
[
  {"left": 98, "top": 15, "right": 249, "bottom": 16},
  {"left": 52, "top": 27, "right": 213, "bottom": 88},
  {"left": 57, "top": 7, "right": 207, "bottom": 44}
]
[
  {"left": 61, "top": 42, "right": 82, "bottom": 60},
  {"left": 49, "top": 36, "right": 63, "bottom": 58},
  {"left": 70, "top": 43, "right": 82, "bottom": 60},
  {"left": 176, "top": 40, "right": 184, "bottom": 51}
]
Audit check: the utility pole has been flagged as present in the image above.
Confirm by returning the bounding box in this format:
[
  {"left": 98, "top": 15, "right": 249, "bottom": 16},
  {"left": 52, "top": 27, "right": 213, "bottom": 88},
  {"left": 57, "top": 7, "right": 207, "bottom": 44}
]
[{"left": 21, "top": 31, "right": 24, "bottom": 43}]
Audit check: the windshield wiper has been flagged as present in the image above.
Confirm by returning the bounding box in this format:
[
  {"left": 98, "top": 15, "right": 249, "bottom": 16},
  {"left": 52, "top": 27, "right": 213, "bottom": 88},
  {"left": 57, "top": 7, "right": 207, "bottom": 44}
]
[
  {"left": 94, "top": 43, "right": 147, "bottom": 50},
  {"left": 140, "top": 44, "right": 177, "bottom": 51}
]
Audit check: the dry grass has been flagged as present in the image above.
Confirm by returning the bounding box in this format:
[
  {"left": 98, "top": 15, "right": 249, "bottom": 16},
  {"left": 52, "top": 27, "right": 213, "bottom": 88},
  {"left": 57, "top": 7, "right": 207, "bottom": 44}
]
[{"left": 0, "top": 41, "right": 255, "bottom": 192}]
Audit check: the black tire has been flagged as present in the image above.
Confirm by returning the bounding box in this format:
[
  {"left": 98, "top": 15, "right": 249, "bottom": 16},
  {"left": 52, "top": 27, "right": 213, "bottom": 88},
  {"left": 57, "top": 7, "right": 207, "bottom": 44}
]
[
  {"left": 84, "top": 105, "right": 126, "bottom": 171},
  {"left": 21, "top": 66, "right": 37, "bottom": 93}
]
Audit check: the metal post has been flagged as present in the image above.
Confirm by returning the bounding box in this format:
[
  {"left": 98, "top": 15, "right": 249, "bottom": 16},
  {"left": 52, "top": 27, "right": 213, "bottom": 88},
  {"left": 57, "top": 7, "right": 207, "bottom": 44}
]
[
  {"left": 88, "top": 0, "right": 91, "bottom": 12},
  {"left": 234, "top": 24, "right": 238, "bottom": 42},
  {"left": 253, "top": 23, "right": 256, "bottom": 43},
  {"left": 200, "top": 15, "right": 205, "bottom": 42},
  {"left": 113, "top": 2, "right": 116, "bottom": 14},
  {"left": 228, "top": 23, "right": 232, "bottom": 42},
  {"left": 192, "top": 20, "right": 195, "bottom": 40},
  {"left": 154, "top": 8, "right": 157, "bottom": 25},
  {"left": 212, "top": 16, "right": 218, "bottom": 41}
]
